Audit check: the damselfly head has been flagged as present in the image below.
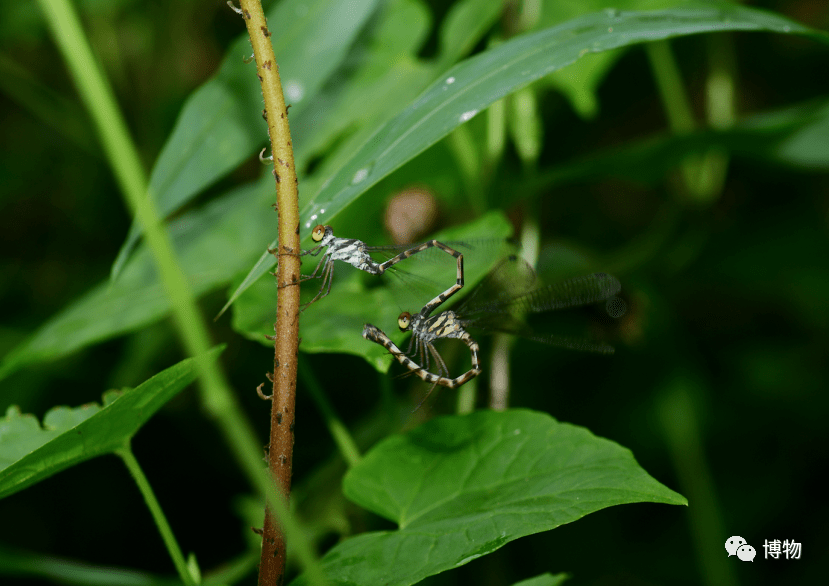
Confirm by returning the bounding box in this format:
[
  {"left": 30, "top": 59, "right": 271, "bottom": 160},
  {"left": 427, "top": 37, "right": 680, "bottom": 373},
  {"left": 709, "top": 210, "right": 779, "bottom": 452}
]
[
  {"left": 311, "top": 224, "right": 330, "bottom": 243},
  {"left": 398, "top": 312, "right": 412, "bottom": 331}
]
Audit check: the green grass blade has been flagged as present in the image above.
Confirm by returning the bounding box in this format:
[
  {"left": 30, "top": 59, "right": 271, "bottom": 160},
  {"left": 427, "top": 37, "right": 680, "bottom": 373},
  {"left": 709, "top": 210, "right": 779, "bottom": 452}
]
[{"left": 296, "top": 2, "right": 824, "bottom": 230}]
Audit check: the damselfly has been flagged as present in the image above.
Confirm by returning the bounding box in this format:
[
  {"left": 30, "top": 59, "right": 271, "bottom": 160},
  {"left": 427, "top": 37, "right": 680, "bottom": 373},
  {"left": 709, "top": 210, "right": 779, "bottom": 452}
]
[
  {"left": 363, "top": 256, "right": 624, "bottom": 397},
  {"left": 298, "top": 225, "right": 465, "bottom": 312}
]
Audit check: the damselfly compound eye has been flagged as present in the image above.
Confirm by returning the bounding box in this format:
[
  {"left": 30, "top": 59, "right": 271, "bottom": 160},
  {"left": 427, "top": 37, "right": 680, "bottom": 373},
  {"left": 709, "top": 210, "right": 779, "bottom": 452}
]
[
  {"left": 398, "top": 312, "right": 411, "bottom": 331},
  {"left": 311, "top": 225, "right": 326, "bottom": 242}
]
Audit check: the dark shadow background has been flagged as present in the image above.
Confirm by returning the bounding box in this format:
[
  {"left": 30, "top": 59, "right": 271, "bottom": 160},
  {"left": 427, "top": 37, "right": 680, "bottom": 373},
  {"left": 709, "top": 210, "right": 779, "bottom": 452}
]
[{"left": 1, "top": 1, "right": 827, "bottom": 585}]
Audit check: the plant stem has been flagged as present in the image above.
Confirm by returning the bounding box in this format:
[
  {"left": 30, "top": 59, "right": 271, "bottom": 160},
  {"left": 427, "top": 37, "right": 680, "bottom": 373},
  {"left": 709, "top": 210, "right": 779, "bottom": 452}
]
[
  {"left": 656, "top": 375, "right": 738, "bottom": 586},
  {"left": 646, "top": 40, "right": 695, "bottom": 135},
  {"left": 646, "top": 39, "right": 705, "bottom": 199},
  {"left": 456, "top": 380, "right": 476, "bottom": 414},
  {"left": 115, "top": 445, "right": 196, "bottom": 586},
  {"left": 697, "top": 32, "right": 736, "bottom": 199},
  {"left": 235, "top": 1, "right": 306, "bottom": 584},
  {"left": 35, "top": 0, "right": 149, "bottom": 222},
  {"left": 38, "top": 1, "right": 320, "bottom": 583}
]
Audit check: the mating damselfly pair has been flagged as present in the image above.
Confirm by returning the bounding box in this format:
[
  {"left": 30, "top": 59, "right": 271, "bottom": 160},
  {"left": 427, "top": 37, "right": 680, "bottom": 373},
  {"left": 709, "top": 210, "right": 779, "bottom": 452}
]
[{"left": 295, "top": 224, "right": 625, "bottom": 400}]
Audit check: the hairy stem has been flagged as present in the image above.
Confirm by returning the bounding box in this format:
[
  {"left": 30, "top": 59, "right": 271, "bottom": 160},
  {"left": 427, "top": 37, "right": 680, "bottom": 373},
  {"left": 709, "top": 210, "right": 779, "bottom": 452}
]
[{"left": 235, "top": 1, "right": 305, "bottom": 584}]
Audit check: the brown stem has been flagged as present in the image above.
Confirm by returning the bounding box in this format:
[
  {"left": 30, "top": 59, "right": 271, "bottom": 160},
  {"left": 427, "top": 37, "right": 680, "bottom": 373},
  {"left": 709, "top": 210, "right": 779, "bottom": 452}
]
[{"left": 236, "top": 1, "right": 301, "bottom": 584}]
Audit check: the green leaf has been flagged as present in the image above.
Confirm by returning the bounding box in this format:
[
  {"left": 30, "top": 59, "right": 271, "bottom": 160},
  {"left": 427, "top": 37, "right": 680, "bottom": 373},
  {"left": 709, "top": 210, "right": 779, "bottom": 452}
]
[
  {"left": 536, "top": 0, "right": 682, "bottom": 119},
  {"left": 0, "top": 543, "right": 256, "bottom": 585},
  {"left": 290, "top": 409, "right": 685, "bottom": 586},
  {"left": 772, "top": 102, "right": 829, "bottom": 168},
  {"left": 511, "top": 573, "right": 570, "bottom": 586},
  {"left": 0, "top": 177, "right": 270, "bottom": 381},
  {"left": 436, "top": 0, "right": 504, "bottom": 71},
  {"left": 229, "top": 2, "right": 825, "bottom": 303},
  {"left": 296, "top": 2, "right": 823, "bottom": 230},
  {"left": 110, "top": 0, "right": 383, "bottom": 280},
  {"left": 527, "top": 98, "right": 829, "bottom": 191},
  {"left": 0, "top": 347, "right": 222, "bottom": 500},
  {"left": 5, "top": 4, "right": 824, "bottom": 381},
  {"left": 233, "top": 211, "right": 513, "bottom": 370}
]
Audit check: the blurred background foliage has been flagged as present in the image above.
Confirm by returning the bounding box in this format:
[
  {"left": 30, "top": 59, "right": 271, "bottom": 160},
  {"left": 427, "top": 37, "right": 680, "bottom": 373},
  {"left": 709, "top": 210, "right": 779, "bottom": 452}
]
[{"left": 1, "top": 0, "right": 828, "bottom": 585}]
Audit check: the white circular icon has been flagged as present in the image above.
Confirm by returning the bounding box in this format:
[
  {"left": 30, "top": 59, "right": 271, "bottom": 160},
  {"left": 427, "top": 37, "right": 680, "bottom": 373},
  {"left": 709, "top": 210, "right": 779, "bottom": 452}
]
[
  {"left": 725, "top": 536, "right": 746, "bottom": 556},
  {"left": 737, "top": 544, "right": 756, "bottom": 562}
]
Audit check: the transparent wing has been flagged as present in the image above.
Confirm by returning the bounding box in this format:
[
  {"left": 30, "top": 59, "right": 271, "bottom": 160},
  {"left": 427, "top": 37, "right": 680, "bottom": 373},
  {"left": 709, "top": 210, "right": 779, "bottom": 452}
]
[
  {"left": 456, "top": 256, "right": 620, "bottom": 318},
  {"left": 471, "top": 272, "right": 622, "bottom": 316},
  {"left": 451, "top": 256, "right": 624, "bottom": 354},
  {"left": 510, "top": 333, "right": 616, "bottom": 355},
  {"left": 451, "top": 255, "right": 538, "bottom": 316}
]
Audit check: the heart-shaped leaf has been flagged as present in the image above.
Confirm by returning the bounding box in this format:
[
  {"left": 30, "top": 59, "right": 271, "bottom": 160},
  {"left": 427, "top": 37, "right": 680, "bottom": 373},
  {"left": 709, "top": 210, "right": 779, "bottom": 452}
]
[{"left": 290, "top": 409, "right": 686, "bottom": 586}]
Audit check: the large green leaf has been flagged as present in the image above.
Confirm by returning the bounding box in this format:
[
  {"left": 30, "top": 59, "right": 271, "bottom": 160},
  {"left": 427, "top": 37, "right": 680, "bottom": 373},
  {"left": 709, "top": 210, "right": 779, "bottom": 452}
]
[
  {"left": 111, "top": 0, "right": 382, "bottom": 280},
  {"left": 0, "top": 347, "right": 222, "bottom": 500},
  {"left": 290, "top": 409, "right": 686, "bottom": 586},
  {"left": 3, "top": 3, "right": 823, "bottom": 381},
  {"left": 297, "top": 2, "right": 823, "bottom": 228},
  {"left": 229, "top": 2, "right": 825, "bottom": 304}
]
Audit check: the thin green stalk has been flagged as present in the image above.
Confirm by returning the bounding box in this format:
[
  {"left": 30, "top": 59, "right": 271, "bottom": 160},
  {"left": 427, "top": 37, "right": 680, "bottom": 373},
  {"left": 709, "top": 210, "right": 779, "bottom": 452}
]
[
  {"left": 706, "top": 34, "right": 737, "bottom": 131},
  {"left": 647, "top": 39, "right": 731, "bottom": 204},
  {"left": 656, "top": 375, "right": 738, "bottom": 586},
  {"left": 508, "top": 86, "right": 542, "bottom": 169},
  {"left": 646, "top": 40, "right": 696, "bottom": 134},
  {"left": 488, "top": 335, "right": 511, "bottom": 411},
  {"left": 36, "top": 0, "right": 147, "bottom": 220},
  {"left": 486, "top": 97, "right": 507, "bottom": 165},
  {"left": 696, "top": 32, "right": 737, "bottom": 198},
  {"left": 456, "top": 379, "right": 477, "bottom": 414},
  {"left": 37, "top": 1, "right": 320, "bottom": 583},
  {"left": 298, "top": 356, "right": 361, "bottom": 468},
  {"left": 115, "top": 445, "right": 196, "bottom": 586},
  {"left": 646, "top": 39, "right": 705, "bottom": 199}
]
